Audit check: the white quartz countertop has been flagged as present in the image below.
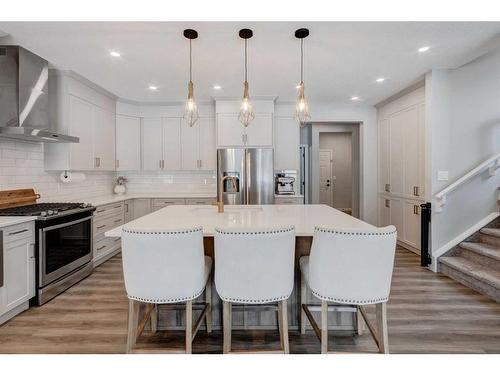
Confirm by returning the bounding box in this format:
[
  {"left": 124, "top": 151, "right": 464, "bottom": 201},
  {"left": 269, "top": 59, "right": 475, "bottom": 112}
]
[
  {"left": 105, "top": 204, "right": 373, "bottom": 237},
  {"left": 0, "top": 216, "right": 36, "bottom": 229},
  {"left": 67, "top": 192, "right": 217, "bottom": 207}
]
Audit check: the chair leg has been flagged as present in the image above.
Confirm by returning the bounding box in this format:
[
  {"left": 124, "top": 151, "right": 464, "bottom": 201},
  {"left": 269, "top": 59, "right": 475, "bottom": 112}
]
[
  {"left": 150, "top": 304, "right": 158, "bottom": 333},
  {"left": 126, "top": 299, "right": 140, "bottom": 353},
  {"left": 279, "top": 300, "right": 290, "bottom": 354},
  {"left": 321, "top": 300, "right": 328, "bottom": 354},
  {"left": 223, "top": 301, "right": 232, "bottom": 354},
  {"left": 185, "top": 300, "right": 193, "bottom": 354},
  {"left": 356, "top": 307, "right": 364, "bottom": 335},
  {"left": 205, "top": 274, "right": 212, "bottom": 334},
  {"left": 300, "top": 273, "right": 307, "bottom": 334},
  {"left": 375, "top": 302, "right": 389, "bottom": 354}
]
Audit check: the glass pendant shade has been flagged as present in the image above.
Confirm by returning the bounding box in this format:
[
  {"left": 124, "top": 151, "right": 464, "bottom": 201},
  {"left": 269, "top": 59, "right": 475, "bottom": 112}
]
[
  {"left": 294, "top": 81, "right": 310, "bottom": 126},
  {"left": 238, "top": 80, "right": 255, "bottom": 127},
  {"left": 184, "top": 80, "right": 199, "bottom": 127}
]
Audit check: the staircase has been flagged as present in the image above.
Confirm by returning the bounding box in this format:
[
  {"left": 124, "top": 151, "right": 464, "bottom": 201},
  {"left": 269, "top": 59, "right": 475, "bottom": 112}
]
[{"left": 439, "top": 217, "right": 500, "bottom": 302}]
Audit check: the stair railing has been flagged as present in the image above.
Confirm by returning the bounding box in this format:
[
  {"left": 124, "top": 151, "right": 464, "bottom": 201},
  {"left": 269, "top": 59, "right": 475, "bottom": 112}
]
[{"left": 434, "top": 152, "right": 500, "bottom": 212}]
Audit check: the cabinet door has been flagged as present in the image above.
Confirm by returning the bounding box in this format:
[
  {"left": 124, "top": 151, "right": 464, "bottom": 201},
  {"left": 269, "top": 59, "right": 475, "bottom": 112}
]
[
  {"left": 378, "top": 196, "right": 391, "bottom": 227},
  {"left": 274, "top": 117, "right": 299, "bottom": 171},
  {"left": 142, "top": 118, "right": 163, "bottom": 171},
  {"left": 404, "top": 201, "right": 421, "bottom": 250},
  {"left": 389, "top": 197, "right": 403, "bottom": 241},
  {"left": 389, "top": 111, "right": 405, "bottom": 195},
  {"left": 123, "top": 199, "right": 134, "bottom": 223},
  {"left": 216, "top": 114, "right": 245, "bottom": 147},
  {"left": 403, "top": 106, "right": 421, "bottom": 198},
  {"left": 163, "top": 118, "right": 182, "bottom": 171},
  {"left": 378, "top": 118, "right": 390, "bottom": 193},
  {"left": 3, "top": 240, "right": 33, "bottom": 311},
  {"left": 116, "top": 115, "right": 141, "bottom": 171},
  {"left": 133, "top": 199, "right": 152, "bottom": 219},
  {"left": 245, "top": 113, "right": 273, "bottom": 147},
  {"left": 69, "top": 95, "right": 94, "bottom": 170},
  {"left": 181, "top": 119, "right": 200, "bottom": 170},
  {"left": 199, "top": 118, "right": 216, "bottom": 171},
  {"left": 93, "top": 106, "right": 115, "bottom": 170}
]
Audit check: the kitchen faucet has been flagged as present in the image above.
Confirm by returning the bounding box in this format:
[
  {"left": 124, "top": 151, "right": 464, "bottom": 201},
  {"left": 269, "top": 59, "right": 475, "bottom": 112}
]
[{"left": 213, "top": 175, "right": 237, "bottom": 213}]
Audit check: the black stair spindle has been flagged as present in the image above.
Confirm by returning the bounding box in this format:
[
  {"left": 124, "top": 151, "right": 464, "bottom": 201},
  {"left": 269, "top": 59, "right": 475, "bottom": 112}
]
[{"left": 420, "top": 202, "right": 432, "bottom": 267}]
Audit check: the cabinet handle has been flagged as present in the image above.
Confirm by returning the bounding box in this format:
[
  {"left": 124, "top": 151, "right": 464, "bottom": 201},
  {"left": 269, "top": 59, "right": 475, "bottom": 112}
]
[
  {"left": 413, "top": 205, "right": 420, "bottom": 215},
  {"left": 162, "top": 160, "right": 165, "bottom": 169},
  {"left": 8, "top": 228, "right": 29, "bottom": 235},
  {"left": 96, "top": 245, "right": 106, "bottom": 251},
  {"left": 116, "top": 159, "right": 120, "bottom": 169},
  {"left": 415, "top": 186, "right": 420, "bottom": 197},
  {"left": 385, "top": 183, "right": 391, "bottom": 193},
  {"left": 114, "top": 219, "right": 122, "bottom": 223},
  {"left": 114, "top": 238, "right": 121, "bottom": 242},
  {"left": 96, "top": 225, "right": 106, "bottom": 229},
  {"left": 159, "top": 160, "right": 162, "bottom": 169},
  {"left": 385, "top": 199, "right": 390, "bottom": 208},
  {"left": 125, "top": 203, "right": 129, "bottom": 213}
]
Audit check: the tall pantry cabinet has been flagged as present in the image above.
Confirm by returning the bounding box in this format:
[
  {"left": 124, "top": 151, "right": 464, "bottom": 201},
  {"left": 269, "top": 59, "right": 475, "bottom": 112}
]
[{"left": 377, "top": 86, "right": 426, "bottom": 253}]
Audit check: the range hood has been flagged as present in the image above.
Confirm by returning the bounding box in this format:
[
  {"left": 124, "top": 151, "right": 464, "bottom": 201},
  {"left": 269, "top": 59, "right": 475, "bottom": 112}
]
[{"left": 0, "top": 46, "right": 79, "bottom": 143}]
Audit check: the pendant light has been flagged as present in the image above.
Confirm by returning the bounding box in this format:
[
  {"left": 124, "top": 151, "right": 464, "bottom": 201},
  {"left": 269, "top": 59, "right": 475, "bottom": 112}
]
[
  {"left": 183, "top": 29, "right": 199, "bottom": 127},
  {"left": 238, "top": 28, "right": 255, "bottom": 127},
  {"left": 294, "top": 28, "right": 311, "bottom": 126}
]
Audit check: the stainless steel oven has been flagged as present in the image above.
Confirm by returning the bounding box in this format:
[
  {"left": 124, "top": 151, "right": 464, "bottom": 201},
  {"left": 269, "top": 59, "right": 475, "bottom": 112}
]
[{"left": 36, "top": 210, "right": 94, "bottom": 305}]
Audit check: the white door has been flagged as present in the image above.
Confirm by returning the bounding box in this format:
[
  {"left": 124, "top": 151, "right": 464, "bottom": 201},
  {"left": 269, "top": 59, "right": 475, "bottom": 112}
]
[
  {"left": 181, "top": 119, "right": 200, "bottom": 170},
  {"left": 378, "top": 118, "right": 390, "bottom": 193},
  {"left": 199, "top": 117, "right": 216, "bottom": 171},
  {"left": 403, "top": 106, "right": 421, "bottom": 198},
  {"left": 274, "top": 117, "right": 299, "bottom": 171},
  {"left": 93, "top": 106, "right": 115, "bottom": 170},
  {"left": 403, "top": 200, "right": 421, "bottom": 251},
  {"left": 142, "top": 118, "right": 163, "bottom": 171},
  {"left": 162, "top": 118, "right": 182, "bottom": 170},
  {"left": 319, "top": 149, "right": 333, "bottom": 207},
  {"left": 244, "top": 113, "right": 273, "bottom": 147},
  {"left": 116, "top": 115, "right": 141, "bottom": 171},
  {"left": 69, "top": 95, "right": 94, "bottom": 170},
  {"left": 216, "top": 114, "right": 245, "bottom": 147},
  {"left": 379, "top": 197, "right": 391, "bottom": 227}
]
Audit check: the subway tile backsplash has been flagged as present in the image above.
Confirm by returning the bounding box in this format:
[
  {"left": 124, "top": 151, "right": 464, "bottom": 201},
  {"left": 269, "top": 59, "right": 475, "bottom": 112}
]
[{"left": 0, "top": 139, "right": 217, "bottom": 201}]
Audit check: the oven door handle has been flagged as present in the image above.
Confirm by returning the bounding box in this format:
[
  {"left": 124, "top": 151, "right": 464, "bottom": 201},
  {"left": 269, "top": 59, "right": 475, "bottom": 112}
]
[{"left": 42, "top": 216, "right": 92, "bottom": 232}]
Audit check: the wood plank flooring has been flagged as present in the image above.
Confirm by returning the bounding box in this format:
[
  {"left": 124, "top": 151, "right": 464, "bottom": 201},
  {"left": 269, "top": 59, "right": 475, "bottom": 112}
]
[{"left": 0, "top": 247, "right": 499, "bottom": 354}]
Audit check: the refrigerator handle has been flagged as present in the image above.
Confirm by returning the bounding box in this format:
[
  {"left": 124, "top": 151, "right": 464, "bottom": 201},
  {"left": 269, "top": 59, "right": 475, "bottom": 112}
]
[{"left": 245, "top": 150, "right": 250, "bottom": 205}]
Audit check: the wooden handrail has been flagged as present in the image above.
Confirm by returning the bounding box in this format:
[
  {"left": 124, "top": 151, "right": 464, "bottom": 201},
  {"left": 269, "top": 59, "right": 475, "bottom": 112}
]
[{"left": 434, "top": 152, "right": 500, "bottom": 212}]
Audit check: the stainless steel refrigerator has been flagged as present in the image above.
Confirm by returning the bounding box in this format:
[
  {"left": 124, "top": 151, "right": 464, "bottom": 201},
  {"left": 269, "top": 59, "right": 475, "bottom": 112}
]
[{"left": 217, "top": 148, "right": 275, "bottom": 205}]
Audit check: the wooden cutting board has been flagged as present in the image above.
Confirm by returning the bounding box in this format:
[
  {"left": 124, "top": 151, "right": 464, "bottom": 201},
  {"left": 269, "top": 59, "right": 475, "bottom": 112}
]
[{"left": 0, "top": 189, "right": 41, "bottom": 209}]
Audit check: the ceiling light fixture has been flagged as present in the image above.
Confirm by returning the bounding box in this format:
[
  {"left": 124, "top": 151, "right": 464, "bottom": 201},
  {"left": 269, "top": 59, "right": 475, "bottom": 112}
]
[
  {"left": 294, "top": 28, "right": 311, "bottom": 127},
  {"left": 148, "top": 85, "right": 158, "bottom": 91},
  {"left": 376, "top": 77, "right": 385, "bottom": 83},
  {"left": 110, "top": 51, "right": 121, "bottom": 57},
  {"left": 351, "top": 96, "right": 360, "bottom": 101},
  {"left": 418, "top": 46, "right": 430, "bottom": 53},
  {"left": 183, "top": 29, "right": 199, "bottom": 127},
  {"left": 213, "top": 85, "right": 222, "bottom": 90},
  {"left": 238, "top": 28, "right": 255, "bottom": 127}
]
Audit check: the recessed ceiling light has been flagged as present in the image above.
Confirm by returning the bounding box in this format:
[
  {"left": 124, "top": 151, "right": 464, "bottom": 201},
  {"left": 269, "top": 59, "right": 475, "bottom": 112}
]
[
  {"left": 109, "top": 51, "right": 121, "bottom": 57},
  {"left": 148, "top": 85, "right": 158, "bottom": 91},
  {"left": 351, "top": 96, "right": 360, "bottom": 101},
  {"left": 375, "top": 78, "right": 385, "bottom": 83},
  {"left": 418, "top": 46, "right": 431, "bottom": 53},
  {"left": 213, "top": 85, "right": 222, "bottom": 90}
]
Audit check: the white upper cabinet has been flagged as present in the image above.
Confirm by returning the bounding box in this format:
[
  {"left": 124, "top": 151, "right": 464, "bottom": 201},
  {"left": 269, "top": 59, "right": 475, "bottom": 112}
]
[
  {"left": 181, "top": 119, "right": 200, "bottom": 170},
  {"left": 199, "top": 118, "right": 216, "bottom": 171},
  {"left": 162, "top": 118, "right": 182, "bottom": 171},
  {"left": 274, "top": 117, "right": 299, "bottom": 171},
  {"left": 45, "top": 71, "right": 117, "bottom": 171},
  {"left": 216, "top": 114, "right": 245, "bottom": 147},
  {"left": 141, "top": 118, "right": 163, "bottom": 171},
  {"left": 116, "top": 115, "right": 141, "bottom": 171},
  {"left": 245, "top": 113, "right": 273, "bottom": 147},
  {"left": 182, "top": 117, "right": 216, "bottom": 171}
]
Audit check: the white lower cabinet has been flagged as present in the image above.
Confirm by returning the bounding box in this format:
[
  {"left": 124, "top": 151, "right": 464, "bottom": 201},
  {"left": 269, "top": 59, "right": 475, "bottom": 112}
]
[
  {"left": 132, "top": 199, "right": 152, "bottom": 219},
  {"left": 93, "top": 202, "right": 124, "bottom": 267},
  {"left": 123, "top": 199, "right": 134, "bottom": 223},
  {"left": 0, "top": 222, "right": 35, "bottom": 324},
  {"left": 403, "top": 200, "right": 421, "bottom": 250},
  {"left": 152, "top": 198, "right": 185, "bottom": 211},
  {"left": 274, "top": 196, "right": 304, "bottom": 205}
]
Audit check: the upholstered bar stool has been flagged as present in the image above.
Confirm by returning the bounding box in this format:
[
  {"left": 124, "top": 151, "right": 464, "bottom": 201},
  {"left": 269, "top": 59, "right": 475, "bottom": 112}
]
[
  {"left": 214, "top": 226, "right": 295, "bottom": 354},
  {"left": 300, "top": 226, "right": 397, "bottom": 354},
  {"left": 121, "top": 227, "right": 212, "bottom": 354}
]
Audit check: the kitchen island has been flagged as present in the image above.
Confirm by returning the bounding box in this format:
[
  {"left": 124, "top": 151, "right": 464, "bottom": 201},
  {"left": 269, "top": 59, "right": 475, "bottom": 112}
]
[{"left": 105, "top": 204, "right": 374, "bottom": 331}]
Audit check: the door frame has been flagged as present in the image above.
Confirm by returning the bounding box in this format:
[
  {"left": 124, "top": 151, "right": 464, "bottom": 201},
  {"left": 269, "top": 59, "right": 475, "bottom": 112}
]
[{"left": 319, "top": 149, "right": 333, "bottom": 207}]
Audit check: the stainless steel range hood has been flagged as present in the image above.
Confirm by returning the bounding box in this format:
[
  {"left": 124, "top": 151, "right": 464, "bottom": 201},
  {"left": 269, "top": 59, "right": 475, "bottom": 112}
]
[{"left": 0, "top": 46, "right": 79, "bottom": 143}]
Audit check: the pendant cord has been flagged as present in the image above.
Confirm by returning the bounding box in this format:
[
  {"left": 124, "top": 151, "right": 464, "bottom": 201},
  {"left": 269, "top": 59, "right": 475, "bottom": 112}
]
[
  {"left": 244, "top": 39, "right": 248, "bottom": 82},
  {"left": 300, "top": 38, "right": 304, "bottom": 83},
  {"left": 189, "top": 39, "right": 192, "bottom": 82}
]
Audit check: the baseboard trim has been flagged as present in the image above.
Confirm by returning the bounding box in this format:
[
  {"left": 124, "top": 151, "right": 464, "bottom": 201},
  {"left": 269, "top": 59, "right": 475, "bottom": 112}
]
[{"left": 431, "top": 212, "right": 500, "bottom": 271}]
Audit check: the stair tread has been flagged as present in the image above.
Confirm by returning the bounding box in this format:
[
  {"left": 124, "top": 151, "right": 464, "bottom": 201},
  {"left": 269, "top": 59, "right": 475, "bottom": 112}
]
[
  {"left": 440, "top": 256, "right": 500, "bottom": 288},
  {"left": 480, "top": 227, "right": 500, "bottom": 238},
  {"left": 459, "top": 241, "right": 500, "bottom": 260}
]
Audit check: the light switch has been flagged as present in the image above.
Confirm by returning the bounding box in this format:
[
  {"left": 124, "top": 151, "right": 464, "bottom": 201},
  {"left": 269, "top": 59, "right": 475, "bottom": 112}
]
[{"left": 437, "top": 171, "right": 449, "bottom": 181}]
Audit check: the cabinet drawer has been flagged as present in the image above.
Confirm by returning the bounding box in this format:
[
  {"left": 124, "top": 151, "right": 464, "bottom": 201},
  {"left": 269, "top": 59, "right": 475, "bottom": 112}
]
[
  {"left": 94, "top": 202, "right": 124, "bottom": 219},
  {"left": 185, "top": 198, "right": 214, "bottom": 205},
  {"left": 152, "top": 198, "right": 186, "bottom": 208},
  {"left": 2, "top": 222, "right": 34, "bottom": 245},
  {"left": 94, "top": 236, "right": 121, "bottom": 257},
  {"left": 275, "top": 197, "right": 304, "bottom": 205},
  {"left": 93, "top": 215, "right": 124, "bottom": 242}
]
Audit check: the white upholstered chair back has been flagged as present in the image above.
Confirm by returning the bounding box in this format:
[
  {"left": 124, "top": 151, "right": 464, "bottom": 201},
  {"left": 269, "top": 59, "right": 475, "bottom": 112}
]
[
  {"left": 214, "top": 227, "right": 295, "bottom": 304},
  {"left": 309, "top": 226, "right": 397, "bottom": 304},
  {"left": 121, "top": 227, "right": 206, "bottom": 303}
]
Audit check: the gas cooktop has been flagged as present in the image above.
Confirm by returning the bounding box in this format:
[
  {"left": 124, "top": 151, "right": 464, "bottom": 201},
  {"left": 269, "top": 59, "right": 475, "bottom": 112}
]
[{"left": 0, "top": 202, "right": 93, "bottom": 218}]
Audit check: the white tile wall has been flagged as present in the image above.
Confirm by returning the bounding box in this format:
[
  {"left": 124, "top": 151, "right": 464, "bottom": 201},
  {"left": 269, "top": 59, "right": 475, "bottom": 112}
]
[{"left": 0, "top": 139, "right": 217, "bottom": 201}]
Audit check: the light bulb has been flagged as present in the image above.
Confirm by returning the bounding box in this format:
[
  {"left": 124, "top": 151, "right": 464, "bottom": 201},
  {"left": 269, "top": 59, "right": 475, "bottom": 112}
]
[
  {"left": 238, "top": 81, "right": 255, "bottom": 127},
  {"left": 294, "top": 82, "right": 310, "bottom": 127},
  {"left": 183, "top": 81, "right": 199, "bottom": 127}
]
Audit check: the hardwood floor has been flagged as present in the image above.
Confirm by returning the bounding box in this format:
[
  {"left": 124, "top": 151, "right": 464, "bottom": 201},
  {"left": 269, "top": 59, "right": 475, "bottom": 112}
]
[{"left": 0, "top": 247, "right": 499, "bottom": 354}]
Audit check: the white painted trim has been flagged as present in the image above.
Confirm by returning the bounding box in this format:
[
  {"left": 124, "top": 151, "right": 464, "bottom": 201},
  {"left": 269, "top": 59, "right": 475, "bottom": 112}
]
[{"left": 431, "top": 212, "right": 500, "bottom": 272}]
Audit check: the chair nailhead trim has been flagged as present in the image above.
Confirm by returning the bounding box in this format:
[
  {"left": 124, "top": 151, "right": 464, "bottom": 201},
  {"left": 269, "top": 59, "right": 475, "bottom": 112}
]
[
  {"left": 215, "top": 227, "right": 294, "bottom": 235},
  {"left": 128, "top": 287, "right": 205, "bottom": 304},
  {"left": 123, "top": 227, "right": 203, "bottom": 235},
  {"left": 315, "top": 227, "right": 396, "bottom": 236},
  {"left": 310, "top": 289, "right": 388, "bottom": 304},
  {"left": 219, "top": 295, "right": 289, "bottom": 304}
]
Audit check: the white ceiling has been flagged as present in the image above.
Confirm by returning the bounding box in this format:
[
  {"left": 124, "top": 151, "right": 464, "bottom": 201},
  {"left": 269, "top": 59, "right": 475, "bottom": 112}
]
[{"left": 1, "top": 22, "right": 500, "bottom": 105}]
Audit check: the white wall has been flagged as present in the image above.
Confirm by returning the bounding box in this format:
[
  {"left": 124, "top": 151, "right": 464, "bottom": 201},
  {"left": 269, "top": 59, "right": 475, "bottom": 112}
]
[{"left": 427, "top": 49, "right": 500, "bottom": 258}]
